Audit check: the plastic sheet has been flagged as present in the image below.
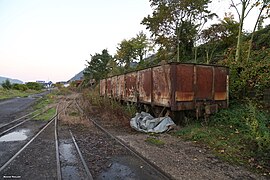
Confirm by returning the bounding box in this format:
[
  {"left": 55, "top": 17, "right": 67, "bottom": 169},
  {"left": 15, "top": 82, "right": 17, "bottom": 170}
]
[{"left": 130, "top": 112, "right": 175, "bottom": 133}]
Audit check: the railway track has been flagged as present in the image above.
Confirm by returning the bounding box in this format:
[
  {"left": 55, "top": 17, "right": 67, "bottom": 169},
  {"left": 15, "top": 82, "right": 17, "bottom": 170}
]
[
  {"left": 0, "top": 95, "right": 172, "bottom": 179},
  {"left": 74, "top": 98, "right": 172, "bottom": 180},
  {"left": 56, "top": 98, "right": 93, "bottom": 180},
  {"left": 0, "top": 102, "right": 63, "bottom": 179},
  {"left": 0, "top": 108, "right": 51, "bottom": 137}
]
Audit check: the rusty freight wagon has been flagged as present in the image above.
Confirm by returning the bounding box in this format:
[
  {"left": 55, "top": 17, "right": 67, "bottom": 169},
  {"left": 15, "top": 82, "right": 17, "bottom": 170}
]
[{"left": 100, "top": 63, "right": 229, "bottom": 119}]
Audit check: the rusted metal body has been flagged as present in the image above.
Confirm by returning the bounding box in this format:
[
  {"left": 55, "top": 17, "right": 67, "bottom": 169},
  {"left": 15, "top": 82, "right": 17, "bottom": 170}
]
[
  {"left": 125, "top": 72, "right": 137, "bottom": 102},
  {"left": 100, "top": 79, "right": 106, "bottom": 96},
  {"left": 100, "top": 63, "right": 229, "bottom": 116}
]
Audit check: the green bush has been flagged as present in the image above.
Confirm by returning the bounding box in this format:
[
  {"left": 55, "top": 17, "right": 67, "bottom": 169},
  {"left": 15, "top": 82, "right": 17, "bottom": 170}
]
[
  {"left": 210, "top": 100, "right": 270, "bottom": 155},
  {"left": 221, "top": 57, "right": 270, "bottom": 99},
  {"left": 26, "top": 82, "right": 43, "bottom": 91},
  {"left": 12, "top": 84, "right": 28, "bottom": 91}
]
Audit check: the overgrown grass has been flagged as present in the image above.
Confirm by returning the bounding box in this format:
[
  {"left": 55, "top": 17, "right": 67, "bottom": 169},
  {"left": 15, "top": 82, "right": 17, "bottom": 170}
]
[
  {"left": 32, "top": 93, "right": 57, "bottom": 119},
  {"left": 33, "top": 94, "right": 56, "bottom": 110},
  {"left": 82, "top": 87, "right": 137, "bottom": 118},
  {"left": 0, "top": 88, "right": 42, "bottom": 100},
  {"left": 175, "top": 100, "right": 270, "bottom": 174},
  {"left": 35, "top": 107, "right": 56, "bottom": 121}
]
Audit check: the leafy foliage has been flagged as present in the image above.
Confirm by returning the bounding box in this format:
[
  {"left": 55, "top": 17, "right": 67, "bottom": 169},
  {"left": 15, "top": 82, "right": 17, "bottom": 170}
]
[
  {"left": 26, "top": 82, "right": 43, "bottom": 91},
  {"left": 142, "top": 0, "right": 215, "bottom": 62},
  {"left": 1, "top": 79, "right": 12, "bottom": 90},
  {"left": 176, "top": 100, "right": 270, "bottom": 173},
  {"left": 115, "top": 31, "right": 151, "bottom": 69},
  {"left": 221, "top": 47, "right": 270, "bottom": 99},
  {"left": 12, "top": 84, "right": 28, "bottom": 91},
  {"left": 84, "top": 49, "right": 113, "bottom": 81},
  {"left": 198, "top": 14, "right": 239, "bottom": 63}
]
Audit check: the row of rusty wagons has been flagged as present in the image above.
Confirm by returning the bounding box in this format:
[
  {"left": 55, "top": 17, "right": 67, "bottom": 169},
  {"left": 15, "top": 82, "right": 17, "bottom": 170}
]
[{"left": 100, "top": 62, "right": 229, "bottom": 120}]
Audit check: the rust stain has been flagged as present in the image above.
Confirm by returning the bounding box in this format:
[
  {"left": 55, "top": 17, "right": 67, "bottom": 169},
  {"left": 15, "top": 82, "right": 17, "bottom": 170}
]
[
  {"left": 214, "top": 92, "right": 227, "bottom": 100},
  {"left": 117, "top": 75, "right": 125, "bottom": 99},
  {"left": 125, "top": 72, "right": 137, "bottom": 102},
  {"left": 138, "top": 69, "right": 151, "bottom": 103},
  {"left": 196, "top": 66, "right": 213, "bottom": 99},
  {"left": 152, "top": 65, "right": 171, "bottom": 107},
  {"left": 111, "top": 76, "right": 118, "bottom": 98},
  {"left": 106, "top": 78, "right": 112, "bottom": 97},
  {"left": 175, "top": 92, "right": 194, "bottom": 101},
  {"left": 100, "top": 79, "right": 106, "bottom": 96}
]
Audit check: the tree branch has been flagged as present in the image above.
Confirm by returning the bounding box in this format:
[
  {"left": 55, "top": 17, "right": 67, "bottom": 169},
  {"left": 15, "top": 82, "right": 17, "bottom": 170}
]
[{"left": 231, "top": 0, "right": 241, "bottom": 20}]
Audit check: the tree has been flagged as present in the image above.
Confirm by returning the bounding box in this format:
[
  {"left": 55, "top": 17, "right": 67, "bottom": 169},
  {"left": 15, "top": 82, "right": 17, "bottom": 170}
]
[
  {"left": 115, "top": 39, "right": 135, "bottom": 68},
  {"left": 132, "top": 31, "right": 152, "bottom": 61},
  {"left": 84, "top": 49, "right": 113, "bottom": 81},
  {"left": 115, "top": 32, "right": 151, "bottom": 68},
  {"left": 142, "top": 0, "right": 215, "bottom": 62},
  {"left": 2, "top": 79, "right": 12, "bottom": 90},
  {"left": 199, "top": 14, "right": 239, "bottom": 63},
  {"left": 246, "top": 0, "right": 270, "bottom": 62},
  {"left": 230, "top": 0, "right": 258, "bottom": 62}
]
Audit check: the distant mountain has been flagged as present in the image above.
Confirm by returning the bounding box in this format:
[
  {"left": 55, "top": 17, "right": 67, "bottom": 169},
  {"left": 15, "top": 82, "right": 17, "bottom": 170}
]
[
  {"left": 0, "top": 76, "right": 23, "bottom": 84},
  {"left": 68, "top": 70, "right": 84, "bottom": 82}
]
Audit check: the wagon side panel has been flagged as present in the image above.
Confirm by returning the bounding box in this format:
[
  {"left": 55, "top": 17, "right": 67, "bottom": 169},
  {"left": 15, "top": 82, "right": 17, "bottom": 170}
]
[
  {"left": 152, "top": 65, "right": 171, "bottom": 107},
  {"left": 111, "top": 76, "right": 118, "bottom": 99},
  {"left": 117, "top": 74, "right": 125, "bottom": 100},
  {"left": 174, "top": 64, "right": 195, "bottom": 110},
  {"left": 100, "top": 79, "right": 106, "bottom": 96},
  {"left": 125, "top": 72, "right": 137, "bottom": 102},
  {"left": 214, "top": 67, "right": 229, "bottom": 108},
  {"left": 106, "top": 78, "right": 112, "bottom": 98},
  {"left": 138, "top": 68, "right": 152, "bottom": 104},
  {"left": 196, "top": 65, "right": 213, "bottom": 100}
]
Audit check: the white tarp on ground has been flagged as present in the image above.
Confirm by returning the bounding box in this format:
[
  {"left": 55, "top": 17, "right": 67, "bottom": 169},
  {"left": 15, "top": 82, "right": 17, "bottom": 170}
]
[{"left": 130, "top": 112, "right": 175, "bottom": 133}]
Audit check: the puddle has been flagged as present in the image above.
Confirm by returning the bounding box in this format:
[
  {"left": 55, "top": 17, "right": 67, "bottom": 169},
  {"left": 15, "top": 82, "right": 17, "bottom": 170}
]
[
  {"left": 0, "top": 129, "right": 29, "bottom": 142},
  {"left": 98, "top": 156, "right": 165, "bottom": 180},
  {"left": 60, "top": 142, "right": 87, "bottom": 179},
  {"left": 98, "top": 162, "right": 135, "bottom": 179},
  {"left": 60, "top": 143, "right": 76, "bottom": 163},
  {"left": 62, "top": 166, "right": 81, "bottom": 180}
]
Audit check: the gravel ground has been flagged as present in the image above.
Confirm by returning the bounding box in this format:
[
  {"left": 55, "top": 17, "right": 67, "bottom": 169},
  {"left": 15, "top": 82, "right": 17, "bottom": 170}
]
[
  {"left": 79, "top": 95, "right": 268, "bottom": 180},
  {"left": 0, "top": 92, "right": 267, "bottom": 179},
  {"left": 59, "top": 96, "right": 167, "bottom": 179},
  {"left": 0, "top": 120, "right": 58, "bottom": 179},
  {"left": 0, "top": 120, "right": 47, "bottom": 169}
]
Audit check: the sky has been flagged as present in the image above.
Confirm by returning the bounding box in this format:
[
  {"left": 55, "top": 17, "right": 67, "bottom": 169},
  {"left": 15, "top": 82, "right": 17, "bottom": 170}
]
[{"left": 0, "top": 0, "right": 268, "bottom": 83}]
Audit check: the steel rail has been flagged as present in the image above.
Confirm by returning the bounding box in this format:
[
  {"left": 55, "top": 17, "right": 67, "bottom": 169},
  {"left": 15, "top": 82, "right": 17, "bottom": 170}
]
[
  {"left": 0, "top": 109, "right": 39, "bottom": 129},
  {"left": 0, "top": 109, "right": 47, "bottom": 137},
  {"left": 69, "top": 130, "right": 93, "bottom": 180},
  {"left": 0, "top": 114, "right": 57, "bottom": 172},
  {"left": 74, "top": 99, "right": 172, "bottom": 180},
  {"left": 55, "top": 98, "right": 76, "bottom": 180},
  {"left": 54, "top": 104, "right": 61, "bottom": 180}
]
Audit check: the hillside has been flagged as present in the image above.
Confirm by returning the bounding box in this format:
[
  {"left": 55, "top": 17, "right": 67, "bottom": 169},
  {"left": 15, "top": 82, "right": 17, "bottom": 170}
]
[{"left": 0, "top": 76, "right": 23, "bottom": 84}]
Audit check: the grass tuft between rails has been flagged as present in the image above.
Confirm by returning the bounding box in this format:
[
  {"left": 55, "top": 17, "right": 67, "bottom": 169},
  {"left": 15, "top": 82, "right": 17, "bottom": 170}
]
[
  {"left": 32, "top": 92, "right": 57, "bottom": 120},
  {"left": 175, "top": 100, "right": 270, "bottom": 175},
  {"left": 35, "top": 108, "right": 56, "bottom": 121}
]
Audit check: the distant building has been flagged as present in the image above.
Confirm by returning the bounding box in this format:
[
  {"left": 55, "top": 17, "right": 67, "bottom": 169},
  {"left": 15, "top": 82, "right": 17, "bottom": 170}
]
[{"left": 36, "top": 80, "right": 52, "bottom": 88}]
